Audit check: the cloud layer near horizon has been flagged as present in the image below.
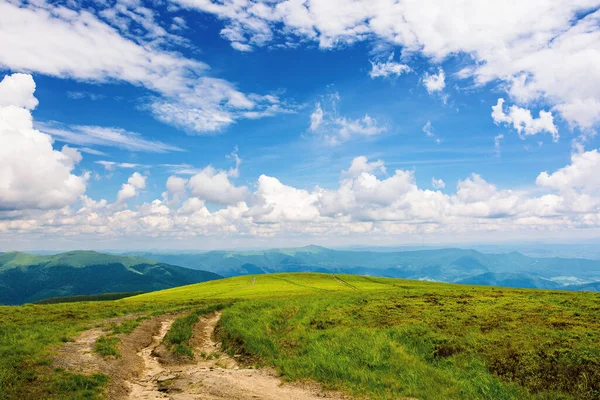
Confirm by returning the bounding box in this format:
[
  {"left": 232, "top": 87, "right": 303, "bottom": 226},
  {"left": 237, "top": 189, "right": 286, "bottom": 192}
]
[{"left": 2, "top": 73, "right": 600, "bottom": 243}]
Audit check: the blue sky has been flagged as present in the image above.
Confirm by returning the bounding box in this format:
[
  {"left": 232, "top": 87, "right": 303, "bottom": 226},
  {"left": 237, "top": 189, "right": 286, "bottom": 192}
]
[{"left": 1, "top": 0, "right": 600, "bottom": 250}]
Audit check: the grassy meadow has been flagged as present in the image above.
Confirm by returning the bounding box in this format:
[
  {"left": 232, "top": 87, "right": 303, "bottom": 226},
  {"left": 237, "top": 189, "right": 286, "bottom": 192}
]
[{"left": 1, "top": 273, "right": 599, "bottom": 399}]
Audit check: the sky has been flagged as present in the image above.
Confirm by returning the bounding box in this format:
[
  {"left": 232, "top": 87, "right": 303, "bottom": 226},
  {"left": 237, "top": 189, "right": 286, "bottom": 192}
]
[{"left": 1, "top": 0, "right": 600, "bottom": 251}]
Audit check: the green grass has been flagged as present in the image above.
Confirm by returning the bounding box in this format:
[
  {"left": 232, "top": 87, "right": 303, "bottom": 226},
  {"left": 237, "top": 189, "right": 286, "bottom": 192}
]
[
  {"left": 93, "top": 336, "right": 121, "bottom": 358},
  {"left": 1, "top": 273, "right": 599, "bottom": 399},
  {"left": 110, "top": 316, "right": 148, "bottom": 335}
]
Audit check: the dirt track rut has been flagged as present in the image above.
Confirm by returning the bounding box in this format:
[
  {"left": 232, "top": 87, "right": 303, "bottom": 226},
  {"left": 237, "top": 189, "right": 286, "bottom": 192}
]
[{"left": 125, "top": 312, "right": 348, "bottom": 400}]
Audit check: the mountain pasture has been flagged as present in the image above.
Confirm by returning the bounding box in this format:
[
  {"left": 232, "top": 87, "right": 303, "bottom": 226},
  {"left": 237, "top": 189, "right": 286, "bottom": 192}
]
[{"left": 0, "top": 273, "right": 598, "bottom": 399}]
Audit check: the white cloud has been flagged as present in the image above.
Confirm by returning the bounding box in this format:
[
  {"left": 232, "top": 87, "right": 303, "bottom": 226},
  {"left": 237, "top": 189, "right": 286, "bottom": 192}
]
[
  {"left": 344, "top": 156, "right": 386, "bottom": 178},
  {"left": 116, "top": 172, "right": 146, "bottom": 203},
  {"left": 188, "top": 166, "right": 248, "bottom": 205},
  {"left": 492, "top": 98, "right": 558, "bottom": 142},
  {"left": 0, "top": 74, "right": 86, "bottom": 211},
  {"left": 38, "top": 123, "right": 184, "bottom": 153},
  {"left": 4, "top": 151, "right": 600, "bottom": 242},
  {"left": 456, "top": 174, "right": 498, "bottom": 204},
  {"left": 369, "top": 54, "right": 411, "bottom": 79},
  {"left": 169, "top": 0, "right": 600, "bottom": 130},
  {"left": 149, "top": 78, "right": 294, "bottom": 133},
  {"left": 432, "top": 177, "right": 445, "bottom": 189},
  {"left": 537, "top": 149, "right": 600, "bottom": 194},
  {"left": 166, "top": 176, "right": 188, "bottom": 195},
  {"left": 248, "top": 175, "right": 320, "bottom": 223},
  {"left": 423, "top": 68, "right": 446, "bottom": 94},
  {"left": 0, "top": 1, "right": 291, "bottom": 134},
  {"left": 0, "top": 73, "right": 38, "bottom": 110},
  {"left": 0, "top": 1, "right": 203, "bottom": 96}
]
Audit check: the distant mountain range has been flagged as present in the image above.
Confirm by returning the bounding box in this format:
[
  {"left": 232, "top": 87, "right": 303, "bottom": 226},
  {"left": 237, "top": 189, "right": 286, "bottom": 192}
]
[
  {"left": 2, "top": 246, "right": 599, "bottom": 306},
  {"left": 0, "top": 251, "right": 221, "bottom": 305},
  {"left": 126, "top": 245, "right": 600, "bottom": 291}
]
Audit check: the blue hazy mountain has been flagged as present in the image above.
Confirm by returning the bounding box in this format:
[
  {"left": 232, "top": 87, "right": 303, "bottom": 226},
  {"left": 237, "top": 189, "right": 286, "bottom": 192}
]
[
  {"left": 0, "top": 251, "right": 222, "bottom": 305},
  {"left": 125, "top": 245, "right": 600, "bottom": 291}
]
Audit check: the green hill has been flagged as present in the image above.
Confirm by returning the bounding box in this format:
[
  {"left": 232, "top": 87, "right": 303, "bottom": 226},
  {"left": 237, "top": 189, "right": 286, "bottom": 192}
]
[
  {"left": 0, "top": 251, "right": 222, "bottom": 305},
  {"left": 1, "top": 273, "right": 598, "bottom": 399},
  {"left": 126, "top": 246, "right": 600, "bottom": 290}
]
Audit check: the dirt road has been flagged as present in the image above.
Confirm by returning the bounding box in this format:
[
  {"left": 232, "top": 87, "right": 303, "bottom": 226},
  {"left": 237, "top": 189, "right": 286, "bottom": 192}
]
[{"left": 59, "top": 312, "right": 348, "bottom": 399}]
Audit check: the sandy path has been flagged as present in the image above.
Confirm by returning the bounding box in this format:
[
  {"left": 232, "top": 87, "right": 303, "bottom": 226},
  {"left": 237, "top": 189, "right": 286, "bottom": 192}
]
[
  {"left": 128, "top": 312, "right": 349, "bottom": 400},
  {"left": 126, "top": 319, "right": 175, "bottom": 399}
]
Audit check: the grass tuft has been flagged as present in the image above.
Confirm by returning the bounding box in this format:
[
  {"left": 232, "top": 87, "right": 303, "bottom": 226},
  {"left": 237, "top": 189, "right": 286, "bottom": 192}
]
[{"left": 93, "top": 336, "right": 120, "bottom": 358}]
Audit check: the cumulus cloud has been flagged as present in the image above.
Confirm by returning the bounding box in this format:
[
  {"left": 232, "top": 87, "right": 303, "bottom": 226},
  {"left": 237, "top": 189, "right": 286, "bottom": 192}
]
[
  {"left": 0, "top": 73, "right": 87, "bottom": 211},
  {"left": 4, "top": 150, "right": 600, "bottom": 242},
  {"left": 343, "top": 156, "right": 386, "bottom": 178},
  {"left": 249, "top": 175, "right": 320, "bottom": 223},
  {"left": 166, "top": 176, "right": 188, "bottom": 195},
  {"left": 537, "top": 150, "right": 600, "bottom": 194},
  {"left": 492, "top": 98, "right": 559, "bottom": 142},
  {"left": 116, "top": 172, "right": 146, "bottom": 203},
  {"left": 0, "top": 73, "right": 38, "bottom": 110},
  {"left": 188, "top": 166, "right": 248, "bottom": 205}
]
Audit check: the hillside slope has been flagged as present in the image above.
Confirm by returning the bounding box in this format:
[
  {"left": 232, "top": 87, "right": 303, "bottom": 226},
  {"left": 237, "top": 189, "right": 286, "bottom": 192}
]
[
  {"left": 127, "top": 246, "right": 600, "bottom": 290},
  {"left": 0, "top": 251, "right": 222, "bottom": 305},
  {"left": 1, "top": 273, "right": 599, "bottom": 399}
]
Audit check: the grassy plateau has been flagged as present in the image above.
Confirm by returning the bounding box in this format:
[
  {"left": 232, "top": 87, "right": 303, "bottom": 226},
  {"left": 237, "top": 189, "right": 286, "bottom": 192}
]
[{"left": 0, "top": 273, "right": 599, "bottom": 399}]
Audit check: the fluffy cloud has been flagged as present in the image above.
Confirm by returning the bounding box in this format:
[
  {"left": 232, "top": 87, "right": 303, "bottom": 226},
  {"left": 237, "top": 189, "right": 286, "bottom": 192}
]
[
  {"left": 188, "top": 166, "right": 248, "bottom": 205},
  {"left": 116, "top": 172, "right": 146, "bottom": 203},
  {"left": 344, "top": 156, "right": 386, "bottom": 178},
  {"left": 0, "top": 73, "right": 87, "bottom": 211},
  {"left": 423, "top": 68, "right": 446, "bottom": 94},
  {"left": 537, "top": 150, "right": 600, "bottom": 194},
  {"left": 0, "top": 73, "right": 38, "bottom": 109},
  {"left": 166, "top": 176, "right": 188, "bottom": 195},
  {"left": 4, "top": 151, "right": 600, "bottom": 242},
  {"left": 249, "top": 175, "right": 320, "bottom": 223},
  {"left": 492, "top": 98, "right": 559, "bottom": 142}
]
